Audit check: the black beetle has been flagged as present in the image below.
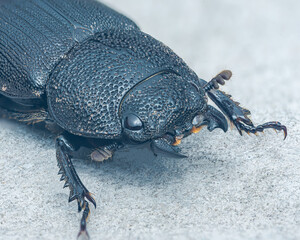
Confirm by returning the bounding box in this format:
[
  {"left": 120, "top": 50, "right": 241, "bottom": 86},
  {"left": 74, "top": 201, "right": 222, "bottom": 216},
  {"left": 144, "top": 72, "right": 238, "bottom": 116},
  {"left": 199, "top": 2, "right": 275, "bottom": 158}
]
[{"left": 0, "top": 0, "right": 287, "bottom": 239}]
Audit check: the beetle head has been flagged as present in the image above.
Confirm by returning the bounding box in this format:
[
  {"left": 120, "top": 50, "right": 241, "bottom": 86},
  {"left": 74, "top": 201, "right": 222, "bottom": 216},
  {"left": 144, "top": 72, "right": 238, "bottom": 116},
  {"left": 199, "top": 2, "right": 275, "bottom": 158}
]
[{"left": 119, "top": 71, "right": 228, "bottom": 157}]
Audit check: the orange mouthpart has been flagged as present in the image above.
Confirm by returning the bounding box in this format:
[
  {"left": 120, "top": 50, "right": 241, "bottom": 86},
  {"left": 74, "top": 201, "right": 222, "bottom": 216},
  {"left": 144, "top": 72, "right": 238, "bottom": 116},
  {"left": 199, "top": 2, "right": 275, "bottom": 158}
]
[
  {"left": 172, "top": 138, "right": 182, "bottom": 146},
  {"left": 172, "top": 126, "right": 205, "bottom": 146},
  {"left": 191, "top": 126, "right": 204, "bottom": 134}
]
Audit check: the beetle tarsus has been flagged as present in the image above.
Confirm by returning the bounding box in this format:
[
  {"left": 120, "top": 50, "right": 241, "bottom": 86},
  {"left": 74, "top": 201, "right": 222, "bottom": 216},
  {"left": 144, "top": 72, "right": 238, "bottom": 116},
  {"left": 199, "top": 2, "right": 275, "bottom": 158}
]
[
  {"left": 235, "top": 120, "right": 287, "bottom": 140},
  {"left": 77, "top": 200, "right": 90, "bottom": 240},
  {"left": 56, "top": 135, "right": 96, "bottom": 238}
]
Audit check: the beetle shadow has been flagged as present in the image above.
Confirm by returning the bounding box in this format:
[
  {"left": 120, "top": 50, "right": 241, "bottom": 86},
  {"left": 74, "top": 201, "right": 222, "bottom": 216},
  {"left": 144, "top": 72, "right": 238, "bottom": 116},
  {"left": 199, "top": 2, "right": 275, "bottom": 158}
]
[
  {"left": 73, "top": 139, "right": 225, "bottom": 189},
  {"left": 0, "top": 118, "right": 187, "bottom": 187},
  {"left": 74, "top": 143, "right": 189, "bottom": 188},
  {"left": 73, "top": 144, "right": 193, "bottom": 189},
  {"left": 0, "top": 118, "right": 226, "bottom": 188}
]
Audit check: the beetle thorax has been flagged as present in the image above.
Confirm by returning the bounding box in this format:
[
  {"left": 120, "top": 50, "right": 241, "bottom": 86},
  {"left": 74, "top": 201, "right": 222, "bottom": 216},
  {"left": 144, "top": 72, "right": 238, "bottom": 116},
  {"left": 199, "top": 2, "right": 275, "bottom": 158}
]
[{"left": 120, "top": 72, "right": 207, "bottom": 142}]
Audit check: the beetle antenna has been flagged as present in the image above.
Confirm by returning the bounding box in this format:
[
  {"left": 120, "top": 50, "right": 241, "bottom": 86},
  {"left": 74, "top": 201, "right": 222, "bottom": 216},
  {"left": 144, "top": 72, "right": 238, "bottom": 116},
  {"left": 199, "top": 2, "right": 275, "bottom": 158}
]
[{"left": 203, "top": 70, "right": 232, "bottom": 93}]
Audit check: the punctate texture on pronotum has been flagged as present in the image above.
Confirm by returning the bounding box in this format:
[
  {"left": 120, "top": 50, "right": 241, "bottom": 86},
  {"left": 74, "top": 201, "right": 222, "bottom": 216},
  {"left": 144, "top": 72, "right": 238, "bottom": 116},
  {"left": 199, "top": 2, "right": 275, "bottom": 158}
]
[{"left": 0, "top": 0, "right": 287, "bottom": 239}]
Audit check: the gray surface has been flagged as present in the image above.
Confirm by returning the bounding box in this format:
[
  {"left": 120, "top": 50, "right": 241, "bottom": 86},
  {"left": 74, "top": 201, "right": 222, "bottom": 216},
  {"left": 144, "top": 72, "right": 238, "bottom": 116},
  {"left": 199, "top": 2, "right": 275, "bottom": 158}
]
[{"left": 0, "top": 0, "right": 299, "bottom": 239}]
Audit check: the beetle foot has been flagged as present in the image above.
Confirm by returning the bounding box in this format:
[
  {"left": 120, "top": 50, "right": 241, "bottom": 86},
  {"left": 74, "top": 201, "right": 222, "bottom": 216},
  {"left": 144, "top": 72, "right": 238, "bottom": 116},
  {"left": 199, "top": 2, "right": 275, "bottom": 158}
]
[
  {"left": 234, "top": 119, "right": 287, "bottom": 140},
  {"left": 77, "top": 201, "right": 91, "bottom": 240}
]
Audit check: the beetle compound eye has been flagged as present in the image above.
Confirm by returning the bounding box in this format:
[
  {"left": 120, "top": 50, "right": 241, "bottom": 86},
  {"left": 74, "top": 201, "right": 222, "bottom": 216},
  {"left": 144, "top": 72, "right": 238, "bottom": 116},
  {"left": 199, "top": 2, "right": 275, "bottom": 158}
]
[
  {"left": 192, "top": 114, "right": 204, "bottom": 126},
  {"left": 124, "top": 114, "right": 143, "bottom": 131}
]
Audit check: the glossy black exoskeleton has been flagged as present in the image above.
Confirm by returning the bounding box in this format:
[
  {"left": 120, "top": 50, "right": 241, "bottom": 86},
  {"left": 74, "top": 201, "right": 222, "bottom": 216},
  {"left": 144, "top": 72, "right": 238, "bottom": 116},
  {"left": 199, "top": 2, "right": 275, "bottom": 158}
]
[{"left": 0, "top": 0, "right": 287, "bottom": 239}]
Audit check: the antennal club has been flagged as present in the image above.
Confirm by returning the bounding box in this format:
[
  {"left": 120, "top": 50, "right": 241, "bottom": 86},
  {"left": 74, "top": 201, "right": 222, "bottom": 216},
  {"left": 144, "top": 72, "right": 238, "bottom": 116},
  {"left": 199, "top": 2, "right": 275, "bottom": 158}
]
[{"left": 204, "top": 70, "right": 232, "bottom": 92}]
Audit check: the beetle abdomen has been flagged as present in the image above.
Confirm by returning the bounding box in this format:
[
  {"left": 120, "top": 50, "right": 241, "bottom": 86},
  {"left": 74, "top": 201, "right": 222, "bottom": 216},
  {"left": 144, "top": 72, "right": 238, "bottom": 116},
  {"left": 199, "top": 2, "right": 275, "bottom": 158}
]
[{"left": 0, "top": 0, "right": 138, "bottom": 99}]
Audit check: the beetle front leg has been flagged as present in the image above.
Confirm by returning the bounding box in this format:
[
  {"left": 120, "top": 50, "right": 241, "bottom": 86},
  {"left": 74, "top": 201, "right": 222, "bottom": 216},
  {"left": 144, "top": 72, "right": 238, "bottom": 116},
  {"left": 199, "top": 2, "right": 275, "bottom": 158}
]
[
  {"left": 199, "top": 73, "right": 287, "bottom": 139},
  {"left": 78, "top": 200, "right": 91, "bottom": 240},
  {"left": 207, "top": 89, "right": 287, "bottom": 139},
  {"left": 56, "top": 135, "right": 96, "bottom": 240}
]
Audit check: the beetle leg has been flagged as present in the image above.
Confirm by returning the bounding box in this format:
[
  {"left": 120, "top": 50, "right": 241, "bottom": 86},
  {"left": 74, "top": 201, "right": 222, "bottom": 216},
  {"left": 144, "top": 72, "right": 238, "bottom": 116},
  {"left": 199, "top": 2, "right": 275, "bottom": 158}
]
[
  {"left": 0, "top": 107, "right": 48, "bottom": 124},
  {"left": 207, "top": 89, "right": 253, "bottom": 128},
  {"left": 56, "top": 135, "right": 96, "bottom": 239},
  {"left": 199, "top": 76, "right": 287, "bottom": 139},
  {"left": 233, "top": 120, "right": 287, "bottom": 139},
  {"left": 206, "top": 90, "right": 287, "bottom": 139},
  {"left": 77, "top": 200, "right": 90, "bottom": 240}
]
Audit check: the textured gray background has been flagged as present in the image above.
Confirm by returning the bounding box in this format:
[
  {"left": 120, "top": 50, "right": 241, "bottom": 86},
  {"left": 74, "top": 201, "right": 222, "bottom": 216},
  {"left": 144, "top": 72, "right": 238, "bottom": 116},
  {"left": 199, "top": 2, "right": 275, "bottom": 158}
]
[{"left": 0, "top": 0, "right": 300, "bottom": 240}]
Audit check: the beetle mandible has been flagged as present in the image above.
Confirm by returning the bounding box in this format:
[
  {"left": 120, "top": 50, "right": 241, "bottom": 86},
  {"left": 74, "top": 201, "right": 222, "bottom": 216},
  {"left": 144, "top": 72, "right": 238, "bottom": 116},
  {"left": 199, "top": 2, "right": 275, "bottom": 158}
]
[{"left": 0, "top": 0, "right": 287, "bottom": 239}]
